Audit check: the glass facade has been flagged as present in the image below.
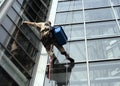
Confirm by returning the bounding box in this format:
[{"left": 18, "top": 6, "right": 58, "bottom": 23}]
[
  {"left": 0, "top": 0, "right": 51, "bottom": 86},
  {"left": 44, "top": 0, "right": 120, "bottom": 86}
]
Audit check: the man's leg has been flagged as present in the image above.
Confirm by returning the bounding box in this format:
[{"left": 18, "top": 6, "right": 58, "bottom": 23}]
[
  {"left": 45, "top": 44, "right": 57, "bottom": 64},
  {"left": 54, "top": 43, "right": 74, "bottom": 63}
]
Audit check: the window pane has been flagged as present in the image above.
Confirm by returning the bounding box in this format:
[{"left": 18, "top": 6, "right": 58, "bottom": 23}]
[
  {"left": 86, "top": 21, "right": 120, "bottom": 38},
  {"left": 12, "top": 1, "right": 21, "bottom": 13},
  {"left": 0, "top": 67, "right": 18, "bottom": 86},
  {"left": 8, "top": 7, "right": 19, "bottom": 23},
  {"left": 55, "top": 11, "right": 83, "bottom": 24},
  {"left": 63, "top": 24, "right": 84, "bottom": 40},
  {"left": 18, "top": 0, "right": 24, "bottom": 5},
  {"left": 1, "top": 16, "right": 15, "bottom": 33},
  {"left": 90, "top": 61, "right": 120, "bottom": 86},
  {"left": 85, "top": 8, "right": 114, "bottom": 22},
  {"left": 0, "top": 0, "right": 5, "bottom": 7},
  {"left": 54, "top": 41, "right": 86, "bottom": 63},
  {"left": 57, "top": 0, "right": 82, "bottom": 12},
  {"left": 114, "top": 7, "right": 120, "bottom": 19},
  {"left": 111, "top": 0, "right": 120, "bottom": 6},
  {"left": 88, "top": 38, "right": 120, "bottom": 61},
  {"left": 84, "top": 0, "right": 110, "bottom": 9},
  {"left": 44, "top": 63, "right": 88, "bottom": 86},
  {"left": 0, "top": 26, "right": 10, "bottom": 44}
]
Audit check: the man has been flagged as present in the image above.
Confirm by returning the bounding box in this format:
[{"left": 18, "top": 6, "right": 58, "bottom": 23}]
[{"left": 23, "top": 21, "right": 74, "bottom": 64}]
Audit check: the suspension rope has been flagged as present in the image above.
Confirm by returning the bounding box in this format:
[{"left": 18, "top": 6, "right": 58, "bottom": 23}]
[{"left": 65, "top": 0, "right": 75, "bottom": 86}]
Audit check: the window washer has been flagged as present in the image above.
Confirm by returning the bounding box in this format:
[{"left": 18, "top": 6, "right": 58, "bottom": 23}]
[{"left": 23, "top": 21, "right": 74, "bottom": 64}]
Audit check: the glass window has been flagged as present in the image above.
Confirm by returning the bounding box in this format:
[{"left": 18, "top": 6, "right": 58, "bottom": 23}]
[
  {"left": 90, "top": 61, "right": 120, "bottom": 86},
  {"left": 62, "top": 24, "right": 84, "bottom": 40},
  {"left": 0, "top": 66, "right": 18, "bottom": 86},
  {"left": 57, "top": 0, "right": 82, "bottom": 12},
  {"left": 55, "top": 11, "right": 83, "bottom": 24},
  {"left": 85, "top": 8, "right": 115, "bottom": 22},
  {"left": 84, "top": 0, "right": 110, "bottom": 9},
  {"left": 20, "top": 25, "right": 40, "bottom": 48},
  {"left": 86, "top": 21, "right": 120, "bottom": 38},
  {"left": 111, "top": 0, "right": 120, "bottom": 6},
  {"left": 54, "top": 41, "right": 86, "bottom": 63},
  {"left": 1, "top": 16, "right": 15, "bottom": 33},
  {"left": 0, "top": 0, "right": 5, "bottom": 7},
  {"left": 0, "top": 26, "right": 10, "bottom": 44},
  {"left": 114, "top": 7, "right": 120, "bottom": 19},
  {"left": 87, "top": 38, "right": 120, "bottom": 61},
  {"left": 44, "top": 63, "right": 88, "bottom": 86},
  {"left": 12, "top": 1, "right": 21, "bottom": 13},
  {"left": 8, "top": 7, "right": 19, "bottom": 23},
  {"left": 17, "top": 0, "right": 24, "bottom": 5}
]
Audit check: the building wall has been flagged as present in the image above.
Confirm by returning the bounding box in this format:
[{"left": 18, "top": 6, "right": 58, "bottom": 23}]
[
  {"left": 0, "top": 0, "right": 51, "bottom": 86},
  {"left": 44, "top": 0, "right": 120, "bottom": 86}
]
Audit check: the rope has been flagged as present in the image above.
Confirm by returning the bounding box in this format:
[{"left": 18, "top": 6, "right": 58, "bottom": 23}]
[{"left": 65, "top": 0, "right": 76, "bottom": 86}]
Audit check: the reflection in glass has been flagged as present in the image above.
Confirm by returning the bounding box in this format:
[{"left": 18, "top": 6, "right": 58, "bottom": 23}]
[
  {"left": 44, "top": 63, "right": 88, "bottom": 86},
  {"left": 84, "top": 0, "right": 110, "bottom": 9},
  {"left": 86, "top": 21, "right": 120, "bottom": 38},
  {"left": 87, "top": 38, "right": 120, "bottom": 60},
  {"left": 111, "top": 0, "right": 120, "bottom": 6},
  {"left": 12, "top": 1, "right": 21, "bottom": 14},
  {"left": 57, "top": 0, "right": 82, "bottom": 12},
  {"left": 2, "top": 16, "right": 15, "bottom": 33},
  {"left": 90, "top": 61, "right": 120, "bottom": 86},
  {"left": 0, "top": 66, "right": 18, "bottom": 86},
  {"left": 114, "top": 7, "right": 120, "bottom": 19},
  {"left": 54, "top": 41, "right": 86, "bottom": 63},
  {"left": 0, "top": 26, "right": 10, "bottom": 44},
  {"left": 55, "top": 11, "right": 83, "bottom": 24},
  {"left": 61, "top": 24, "right": 84, "bottom": 40},
  {"left": 85, "top": 8, "right": 114, "bottom": 22}
]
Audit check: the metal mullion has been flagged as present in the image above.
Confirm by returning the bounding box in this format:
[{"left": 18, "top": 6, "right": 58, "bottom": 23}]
[
  {"left": 32, "top": 0, "right": 46, "bottom": 15},
  {"left": 12, "top": 2, "right": 40, "bottom": 40},
  {"left": 55, "top": 18, "right": 119, "bottom": 26},
  {"left": 57, "top": 2, "right": 120, "bottom": 13},
  {"left": 8, "top": 7, "right": 40, "bottom": 50},
  {"left": 6, "top": 14, "right": 39, "bottom": 55},
  {"left": 14, "top": 0, "right": 35, "bottom": 21},
  {"left": 68, "top": 35, "right": 120, "bottom": 43},
  {"left": 0, "top": 43, "right": 32, "bottom": 79},
  {"left": 82, "top": 0, "right": 90, "bottom": 86},
  {"left": 109, "top": 0, "right": 120, "bottom": 31},
  {"left": 1, "top": 24, "right": 35, "bottom": 64},
  {"left": 22, "top": 4, "right": 35, "bottom": 21},
  {"left": 40, "top": 0, "right": 48, "bottom": 9},
  {"left": 11, "top": 6, "right": 41, "bottom": 41},
  {"left": 27, "top": 2, "right": 44, "bottom": 21}
]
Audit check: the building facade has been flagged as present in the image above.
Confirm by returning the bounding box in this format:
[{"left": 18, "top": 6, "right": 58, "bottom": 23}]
[
  {"left": 44, "top": 0, "right": 120, "bottom": 86},
  {"left": 0, "top": 0, "right": 51, "bottom": 86}
]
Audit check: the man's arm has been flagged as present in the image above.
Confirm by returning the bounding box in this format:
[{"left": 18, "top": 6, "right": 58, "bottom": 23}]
[
  {"left": 23, "top": 21, "right": 44, "bottom": 28},
  {"left": 23, "top": 21, "right": 37, "bottom": 26}
]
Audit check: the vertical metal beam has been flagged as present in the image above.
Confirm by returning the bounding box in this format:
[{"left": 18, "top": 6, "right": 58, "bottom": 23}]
[{"left": 82, "top": 0, "right": 91, "bottom": 86}]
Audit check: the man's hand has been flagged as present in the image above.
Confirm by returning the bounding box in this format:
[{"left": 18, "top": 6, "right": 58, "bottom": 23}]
[{"left": 23, "top": 21, "right": 30, "bottom": 24}]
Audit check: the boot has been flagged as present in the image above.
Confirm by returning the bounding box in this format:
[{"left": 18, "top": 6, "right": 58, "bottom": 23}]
[{"left": 67, "top": 57, "right": 74, "bottom": 63}]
